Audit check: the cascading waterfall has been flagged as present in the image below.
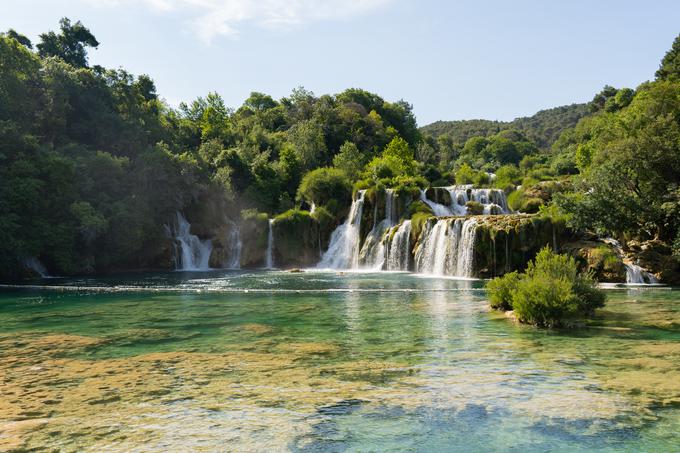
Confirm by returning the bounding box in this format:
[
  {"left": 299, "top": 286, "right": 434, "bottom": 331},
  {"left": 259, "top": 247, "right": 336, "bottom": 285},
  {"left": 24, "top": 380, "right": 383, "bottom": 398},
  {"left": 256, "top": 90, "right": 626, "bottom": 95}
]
[
  {"left": 265, "top": 219, "right": 275, "bottom": 269},
  {"left": 318, "top": 186, "right": 499, "bottom": 276},
  {"left": 318, "top": 190, "right": 366, "bottom": 269},
  {"left": 169, "top": 212, "right": 213, "bottom": 271},
  {"left": 603, "top": 238, "right": 658, "bottom": 284},
  {"left": 385, "top": 220, "right": 412, "bottom": 271},
  {"left": 415, "top": 218, "right": 478, "bottom": 277},
  {"left": 420, "top": 189, "right": 453, "bottom": 216},
  {"left": 22, "top": 257, "right": 49, "bottom": 277},
  {"left": 447, "top": 185, "right": 510, "bottom": 215},
  {"left": 359, "top": 189, "right": 396, "bottom": 269},
  {"left": 225, "top": 222, "right": 242, "bottom": 269},
  {"left": 419, "top": 186, "right": 510, "bottom": 216}
]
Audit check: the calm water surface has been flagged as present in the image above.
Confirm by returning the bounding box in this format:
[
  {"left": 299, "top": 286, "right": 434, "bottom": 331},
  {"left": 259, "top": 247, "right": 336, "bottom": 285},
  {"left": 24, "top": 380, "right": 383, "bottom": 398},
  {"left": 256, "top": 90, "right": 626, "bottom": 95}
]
[{"left": 0, "top": 270, "right": 679, "bottom": 452}]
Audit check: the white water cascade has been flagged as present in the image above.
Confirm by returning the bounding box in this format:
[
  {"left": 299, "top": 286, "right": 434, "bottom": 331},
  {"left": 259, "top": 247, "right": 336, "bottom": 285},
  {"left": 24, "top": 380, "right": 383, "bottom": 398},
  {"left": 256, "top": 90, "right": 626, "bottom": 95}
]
[
  {"left": 415, "top": 218, "right": 478, "bottom": 277},
  {"left": 359, "top": 189, "right": 396, "bottom": 269},
  {"left": 420, "top": 186, "right": 510, "bottom": 216},
  {"left": 385, "top": 220, "right": 412, "bottom": 271},
  {"left": 603, "top": 238, "right": 658, "bottom": 284},
  {"left": 225, "top": 222, "right": 242, "bottom": 269},
  {"left": 318, "top": 190, "right": 366, "bottom": 269},
  {"left": 419, "top": 190, "right": 452, "bottom": 216},
  {"left": 169, "top": 212, "right": 213, "bottom": 271},
  {"left": 23, "top": 257, "right": 49, "bottom": 277},
  {"left": 265, "top": 219, "right": 275, "bottom": 269}
]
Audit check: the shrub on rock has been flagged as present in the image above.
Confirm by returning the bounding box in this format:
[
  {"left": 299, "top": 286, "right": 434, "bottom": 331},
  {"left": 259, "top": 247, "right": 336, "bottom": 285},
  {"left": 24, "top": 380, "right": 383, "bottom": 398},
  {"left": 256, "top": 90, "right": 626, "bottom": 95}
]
[{"left": 486, "top": 247, "right": 605, "bottom": 327}]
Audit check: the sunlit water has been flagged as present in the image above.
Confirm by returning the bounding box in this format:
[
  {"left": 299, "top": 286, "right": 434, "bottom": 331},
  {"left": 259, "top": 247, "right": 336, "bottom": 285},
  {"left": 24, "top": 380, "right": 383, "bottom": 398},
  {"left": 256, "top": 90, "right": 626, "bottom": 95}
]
[{"left": 0, "top": 270, "right": 679, "bottom": 451}]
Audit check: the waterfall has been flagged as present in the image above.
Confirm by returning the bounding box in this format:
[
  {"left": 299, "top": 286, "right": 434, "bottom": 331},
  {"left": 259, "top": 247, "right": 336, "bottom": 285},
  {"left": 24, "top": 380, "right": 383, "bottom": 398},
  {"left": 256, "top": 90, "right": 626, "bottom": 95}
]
[
  {"left": 385, "top": 189, "right": 396, "bottom": 224},
  {"left": 23, "top": 257, "right": 49, "bottom": 277},
  {"left": 385, "top": 220, "right": 412, "bottom": 271},
  {"left": 415, "top": 218, "right": 478, "bottom": 277},
  {"left": 318, "top": 190, "right": 366, "bottom": 269},
  {"left": 603, "top": 238, "right": 658, "bottom": 284},
  {"left": 359, "top": 189, "right": 396, "bottom": 269},
  {"left": 169, "top": 212, "right": 212, "bottom": 271},
  {"left": 420, "top": 186, "right": 510, "bottom": 216},
  {"left": 265, "top": 219, "right": 275, "bottom": 269},
  {"left": 226, "top": 222, "right": 242, "bottom": 269},
  {"left": 419, "top": 189, "right": 453, "bottom": 216},
  {"left": 447, "top": 185, "right": 510, "bottom": 215}
]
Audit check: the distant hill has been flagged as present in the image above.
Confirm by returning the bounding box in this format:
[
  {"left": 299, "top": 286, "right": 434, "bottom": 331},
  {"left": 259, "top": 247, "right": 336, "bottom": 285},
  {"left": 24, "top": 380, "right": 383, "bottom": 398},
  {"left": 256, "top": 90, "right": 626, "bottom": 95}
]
[{"left": 420, "top": 103, "right": 590, "bottom": 149}]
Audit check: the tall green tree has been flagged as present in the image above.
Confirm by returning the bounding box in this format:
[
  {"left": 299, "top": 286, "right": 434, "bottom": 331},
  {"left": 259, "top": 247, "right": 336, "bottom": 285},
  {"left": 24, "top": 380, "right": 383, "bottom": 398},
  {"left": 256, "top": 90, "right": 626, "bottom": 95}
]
[
  {"left": 37, "top": 18, "right": 99, "bottom": 67},
  {"left": 656, "top": 33, "right": 680, "bottom": 82}
]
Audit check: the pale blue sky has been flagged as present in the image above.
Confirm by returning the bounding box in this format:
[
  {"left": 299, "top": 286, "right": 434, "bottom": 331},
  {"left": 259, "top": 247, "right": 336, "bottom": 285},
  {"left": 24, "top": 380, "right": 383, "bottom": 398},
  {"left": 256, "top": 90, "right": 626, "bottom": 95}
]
[{"left": 2, "top": 0, "right": 678, "bottom": 125}]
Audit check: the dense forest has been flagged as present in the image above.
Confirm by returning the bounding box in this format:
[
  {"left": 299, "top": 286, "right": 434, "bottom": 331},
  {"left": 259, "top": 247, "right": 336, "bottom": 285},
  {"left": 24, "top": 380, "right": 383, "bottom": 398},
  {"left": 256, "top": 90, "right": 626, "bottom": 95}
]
[{"left": 1, "top": 19, "right": 679, "bottom": 280}]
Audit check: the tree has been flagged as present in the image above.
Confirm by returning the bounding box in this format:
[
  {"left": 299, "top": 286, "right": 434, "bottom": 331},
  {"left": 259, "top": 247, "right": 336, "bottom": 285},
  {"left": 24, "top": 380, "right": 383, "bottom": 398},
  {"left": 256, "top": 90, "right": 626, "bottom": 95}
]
[
  {"left": 656, "top": 33, "right": 680, "bottom": 82},
  {"left": 288, "top": 119, "right": 328, "bottom": 170},
  {"left": 333, "top": 141, "right": 365, "bottom": 179},
  {"left": 297, "top": 168, "right": 351, "bottom": 216},
  {"left": 555, "top": 81, "right": 680, "bottom": 241},
  {"left": 37, "top": 17, "right": 99, "bottom": 67},
  {"left": 278, "top": 144, "right": 302, "bottom": 198},
  {"left": 3, "top": 29, "right": 32, "bottom": 48}
]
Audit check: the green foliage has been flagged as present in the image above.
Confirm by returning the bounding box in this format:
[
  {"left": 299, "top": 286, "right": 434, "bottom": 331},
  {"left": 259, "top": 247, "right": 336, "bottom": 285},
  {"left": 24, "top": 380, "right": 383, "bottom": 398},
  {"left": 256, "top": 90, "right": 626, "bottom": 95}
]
[
  {"left": 494, "top": 164, "right": 522, "bottom": 189},
  {"left": 332, "top": 141, "right": 365, "bottom": 179},
  {"left": 37, "top": 18, "right": 99, "bottom": 67},
  {"left": 554, "top": 79, "right": 680, "bottom": 242},
  {"left": 455, "top": 163, "right": 477, "bottom": 184},
  {"left": 3, "top": 29, "right": 32, "bottom": 48},
  {"left": 486, "top": 247, "right": 606, "bottom": 327},
  {"left": 363, "top": 137, "right": 418, "bottom": 186},
  {"left": 297, "top": 168, "right": 351, "bottom": 217},
  {"left": 409, "top": 210, "right": 433, "bottom": 242},
  {"left": 507, "top": 189, "right": 544, "bottom": 214},
  {"left": 656, "top": 33, "right": 680, "bottom": 82},
  {"left": 288, "top": 119, "right": 327, "bottom": 170},
  {"left": 487, "top": 271, "right": 520, "bottom": 310},
  {"left": 590, "top": 246, "right": 623, "bottom": 273},
  {"left": 421, "top": 103, "right": 589, "bottom": 150}
]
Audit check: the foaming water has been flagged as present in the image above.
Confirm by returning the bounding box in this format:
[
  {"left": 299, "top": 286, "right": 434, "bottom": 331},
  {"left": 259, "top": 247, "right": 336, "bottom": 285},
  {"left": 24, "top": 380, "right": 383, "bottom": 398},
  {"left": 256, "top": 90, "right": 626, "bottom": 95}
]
[{"left": 0, "top": 272, "right": 678, "bottom": 451}]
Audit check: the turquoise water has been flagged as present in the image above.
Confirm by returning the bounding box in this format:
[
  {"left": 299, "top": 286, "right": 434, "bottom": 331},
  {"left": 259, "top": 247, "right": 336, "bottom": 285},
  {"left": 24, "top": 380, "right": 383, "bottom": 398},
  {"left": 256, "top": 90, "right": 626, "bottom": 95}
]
[{"left": 0, "top": 271, "right": 678, "bottom": 451}]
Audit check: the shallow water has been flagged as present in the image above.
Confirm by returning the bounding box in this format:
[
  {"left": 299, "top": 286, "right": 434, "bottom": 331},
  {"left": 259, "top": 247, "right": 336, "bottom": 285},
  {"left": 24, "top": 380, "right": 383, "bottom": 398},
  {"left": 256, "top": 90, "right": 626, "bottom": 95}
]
[{"left": 0, "top": 271, "right": 679, "bottom": 452}]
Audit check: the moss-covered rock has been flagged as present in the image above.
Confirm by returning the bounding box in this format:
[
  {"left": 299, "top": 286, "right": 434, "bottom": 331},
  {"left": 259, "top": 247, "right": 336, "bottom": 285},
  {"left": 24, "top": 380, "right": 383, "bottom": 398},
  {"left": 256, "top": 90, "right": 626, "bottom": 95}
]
[
  {"left": 425, "top": 187, "right": 452, "bottom": 206},
  {"left": 630, "top": 240, "right": 680, "bottom": 285},
  {"left": 560, "top": 240, "right": 627, "bottom": 283},
  {"left": 239, "top": 210, "right": 269, "bottom": 268},
  {"left": 272, "top": 209, "right": 321, "bottom": 268},
  {"left": 208, "top": 222, "right": 241, "bottom": 268},
  {"left": 472, "top": 214, "right": 568, "bottom": 278}
]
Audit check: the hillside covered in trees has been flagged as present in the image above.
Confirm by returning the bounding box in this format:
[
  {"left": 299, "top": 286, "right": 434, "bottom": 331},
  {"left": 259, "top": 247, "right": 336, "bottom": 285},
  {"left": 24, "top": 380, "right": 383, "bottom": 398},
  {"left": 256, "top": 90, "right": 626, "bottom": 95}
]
[
  {"left": 420, "top": 103, "right": 591, "bottom": 150},
  {"left": 1, "top": 18, "right": 679, "bottom": 282}
]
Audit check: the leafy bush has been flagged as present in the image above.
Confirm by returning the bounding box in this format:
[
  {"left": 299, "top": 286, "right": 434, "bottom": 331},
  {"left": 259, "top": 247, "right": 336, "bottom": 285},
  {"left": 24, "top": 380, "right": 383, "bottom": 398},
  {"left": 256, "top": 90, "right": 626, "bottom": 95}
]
[
  {"left": 487, "top": 271, "right": 521, "bottom": 310},
  {"left": 296, "top": 167, "right": 351, "bottom": 217},
  {"left": 494, "top": 164, "right": 522, "bottom": 189},
  {"left": 590, "top": 245, "right": 623, "bottom": 272},
  {"left": 455, "top": 163, "right": 478, "bottom": 184},
  {"left": 486, "top": 247, "right": 606, "bottom": 327}
]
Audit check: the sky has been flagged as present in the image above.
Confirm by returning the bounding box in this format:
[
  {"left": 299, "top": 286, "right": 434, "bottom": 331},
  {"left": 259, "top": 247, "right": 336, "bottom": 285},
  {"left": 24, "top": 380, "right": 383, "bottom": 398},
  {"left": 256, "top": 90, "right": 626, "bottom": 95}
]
[{"left": 2, "top": 0, "right": 678, "bottom": 125}]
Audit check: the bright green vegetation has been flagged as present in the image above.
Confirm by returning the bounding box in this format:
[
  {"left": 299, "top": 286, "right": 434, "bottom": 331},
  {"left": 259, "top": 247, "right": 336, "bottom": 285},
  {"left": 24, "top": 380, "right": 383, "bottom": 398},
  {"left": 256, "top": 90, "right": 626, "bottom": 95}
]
[
  {"left": 1, "top": 17, "right": 679, "bottom": 282},
  {"left": 0, "top": 19, "right": 420, "bottom": 278},
  {"left": 1, "top": 273, "right": 679, "bottom": 450},
  {"left": 487, "top": 247, "right": 606, "bottom": 327}
]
